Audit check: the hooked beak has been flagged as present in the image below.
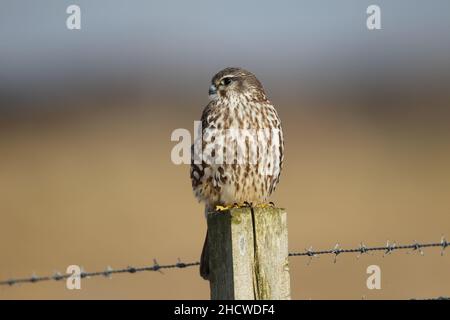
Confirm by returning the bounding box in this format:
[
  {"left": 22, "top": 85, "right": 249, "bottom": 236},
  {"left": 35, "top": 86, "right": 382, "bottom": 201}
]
[{"left": 209, "top": 84, "right": 217, "bottom": 96}]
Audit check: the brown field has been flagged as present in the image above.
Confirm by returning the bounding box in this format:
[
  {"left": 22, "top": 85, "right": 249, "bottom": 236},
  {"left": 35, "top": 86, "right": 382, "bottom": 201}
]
[{"left": 0, "top": 104, "right": 449, "bottom": 299}]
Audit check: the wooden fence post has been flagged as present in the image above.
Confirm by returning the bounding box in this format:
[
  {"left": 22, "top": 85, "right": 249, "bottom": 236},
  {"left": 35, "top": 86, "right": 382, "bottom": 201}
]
[{"left": 207, "top": 207, "right": 290, "bottom": 300}]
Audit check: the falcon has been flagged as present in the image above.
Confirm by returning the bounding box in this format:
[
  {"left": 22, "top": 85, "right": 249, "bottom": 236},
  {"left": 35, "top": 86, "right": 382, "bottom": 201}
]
[{"left": 190, "top": 67, "right": 284, "bottom": 280}]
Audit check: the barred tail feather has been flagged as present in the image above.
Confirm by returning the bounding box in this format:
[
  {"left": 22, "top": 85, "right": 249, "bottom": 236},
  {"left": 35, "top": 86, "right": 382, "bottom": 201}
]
[{"left": 200, "top": 230, "right": 209, "bottom": 280}]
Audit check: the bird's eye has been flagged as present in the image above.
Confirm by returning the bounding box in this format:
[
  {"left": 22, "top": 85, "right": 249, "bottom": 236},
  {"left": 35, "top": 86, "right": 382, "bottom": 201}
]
[{"left": 221, "top": 77, "right": 232, "bottom": 86}]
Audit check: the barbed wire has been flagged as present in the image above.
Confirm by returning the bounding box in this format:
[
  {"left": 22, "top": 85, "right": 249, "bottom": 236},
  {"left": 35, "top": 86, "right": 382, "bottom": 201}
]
[
  {"left": 411, "top": 296, "right": 450, "bottom": 300},
  {"left": 0, "top": 237, "right": 447, "bottom": 287},
  {"left": 289, "top": 236, "right": 448, "bottom": 264},
  {"left": 0, "top": 258, "right": 200, "bottom": 286}
]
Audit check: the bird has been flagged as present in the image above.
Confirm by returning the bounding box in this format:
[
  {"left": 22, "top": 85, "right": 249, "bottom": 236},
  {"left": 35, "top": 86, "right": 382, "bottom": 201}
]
[{"left": 190, "top": 67, "right": 284, "bottom": 280}]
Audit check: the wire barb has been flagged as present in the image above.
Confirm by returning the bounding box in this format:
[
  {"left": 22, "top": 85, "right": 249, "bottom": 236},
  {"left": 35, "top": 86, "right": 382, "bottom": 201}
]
[
  {"left": 332, "top": 243, "right": 342, "bottom": 263},
  {"left": 407, "top": 240, "right": 424, "bottom": 256},
  {"left": 176, "top": 258, "right": 186, "bottom": 268},
  {"left": 383, "top": 240, "right": 396, "bottom": 257},
  {"left": 52, "top": 271, "right": 64, "bottom": 281},
  {"left": 103, "top": 266, "right": 113, "bottom": 278},
  {"left": 356, "top": 242, "right": 369, "bottom": 259},
  {"left": 303, "top": 246, "right": 318, "bottom": 265},
  {"left": 30, "top": 273, "right": 38, "bottom": 283},
  {"left": 441, "top": 236, "right": 448, "bottom": 256},
  {"left": 152, "top": 259, "right": 162, "bottom": 273}
]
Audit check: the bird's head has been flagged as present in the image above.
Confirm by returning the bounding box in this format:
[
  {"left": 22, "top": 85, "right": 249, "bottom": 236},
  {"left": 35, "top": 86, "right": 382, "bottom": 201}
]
[{"left": 208, "top": 67, "right": 267, "bottom": 102}]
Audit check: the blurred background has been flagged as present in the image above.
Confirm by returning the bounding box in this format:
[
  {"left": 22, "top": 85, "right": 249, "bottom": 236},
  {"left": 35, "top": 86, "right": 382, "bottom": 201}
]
[{"left": 0, "top": 0, "right": 449, "bottom": 299}]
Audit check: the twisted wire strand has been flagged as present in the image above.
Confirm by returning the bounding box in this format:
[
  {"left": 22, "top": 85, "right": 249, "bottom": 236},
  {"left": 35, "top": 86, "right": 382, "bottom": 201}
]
[
  {"left": 1, "top": 237, "right": 447, "bottom": 287},
  {"left": 0, "top": 259, "right": 200, "bottom": 286}
]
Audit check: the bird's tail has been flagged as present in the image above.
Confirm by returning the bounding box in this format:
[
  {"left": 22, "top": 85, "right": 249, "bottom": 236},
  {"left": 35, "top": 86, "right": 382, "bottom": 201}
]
[{"left": 200, "top": 230, "right": 210, "bottom": 280}]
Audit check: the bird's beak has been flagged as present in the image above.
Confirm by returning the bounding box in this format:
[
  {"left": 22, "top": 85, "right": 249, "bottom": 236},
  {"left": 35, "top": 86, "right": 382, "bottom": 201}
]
[{"left": 209, "top": 84, "right": 217, "bottom": 96}]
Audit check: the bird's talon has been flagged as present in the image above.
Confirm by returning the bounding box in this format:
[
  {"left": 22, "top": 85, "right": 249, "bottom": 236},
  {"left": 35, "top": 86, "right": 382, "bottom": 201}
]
[
  {"left": 255, "top": 202, "right": 275, "bottom": 208},
  {"left": 215, "top": 205, "right": 232, "bottom": 211}
]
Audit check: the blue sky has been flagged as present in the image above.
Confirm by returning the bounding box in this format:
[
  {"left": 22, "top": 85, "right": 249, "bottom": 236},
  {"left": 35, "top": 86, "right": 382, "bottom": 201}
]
[{"left": 0, "top": 1, "right": 449, "bottom": 99}]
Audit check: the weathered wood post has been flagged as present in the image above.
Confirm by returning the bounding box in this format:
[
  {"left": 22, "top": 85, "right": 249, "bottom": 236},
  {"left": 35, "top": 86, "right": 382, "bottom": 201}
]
[{"left": 207, "top": 207, "right": 290, "bottom": 300}]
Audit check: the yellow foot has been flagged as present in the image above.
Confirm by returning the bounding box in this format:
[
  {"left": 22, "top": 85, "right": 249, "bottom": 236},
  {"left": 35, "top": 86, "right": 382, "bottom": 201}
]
[
  {"left": 215, "top": 202, "right": 252, "bottom": 211},
  {"left": 234, "top": 202, "right": 253, "bottom": 208},
  {"left": 215, "top": 205, "right": 234, "bottom": 211},
  {"left": 255, "top": 202, "right": 275, "bottom": 208}
]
